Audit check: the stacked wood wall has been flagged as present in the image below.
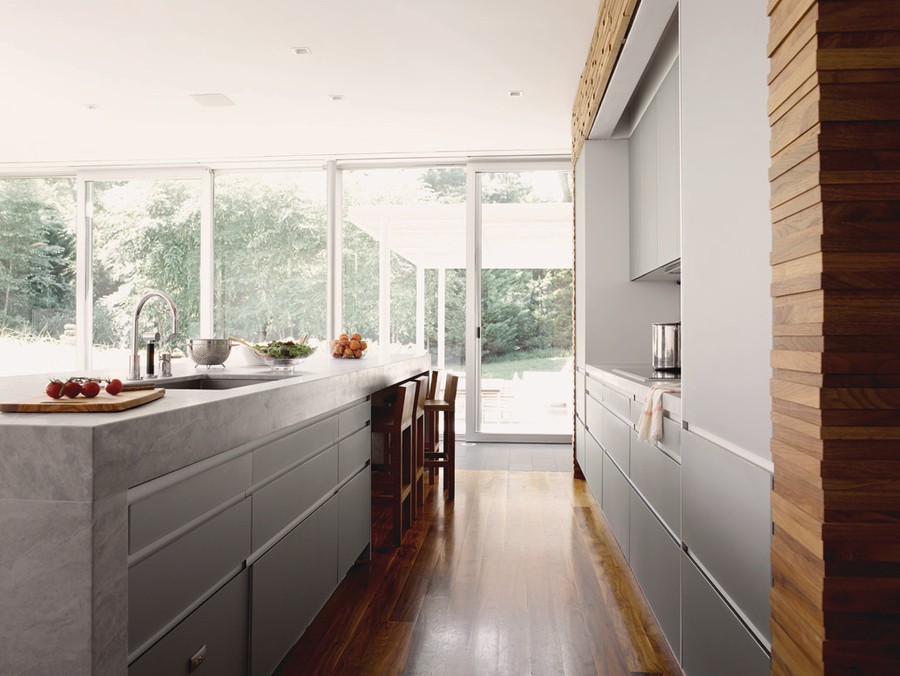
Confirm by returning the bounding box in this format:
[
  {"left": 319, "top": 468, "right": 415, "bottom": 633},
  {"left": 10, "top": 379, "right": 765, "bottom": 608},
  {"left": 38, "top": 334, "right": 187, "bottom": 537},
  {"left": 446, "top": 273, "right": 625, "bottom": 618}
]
[
  {"left": 572, "top": 0, "right": 639, "bottom": 162},
  {"left": 769, "top": 0, "right": 900, "bottom": 673}
]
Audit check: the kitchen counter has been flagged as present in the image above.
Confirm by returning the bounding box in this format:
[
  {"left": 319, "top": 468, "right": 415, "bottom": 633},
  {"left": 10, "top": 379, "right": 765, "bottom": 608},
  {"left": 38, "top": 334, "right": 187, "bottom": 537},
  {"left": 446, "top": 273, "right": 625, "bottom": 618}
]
[
  {"left": 582, "top": 363, "right": 681, "bottom": 421},
  {"left": 0, "top": 351, "right": 430, "bottom": 676}
]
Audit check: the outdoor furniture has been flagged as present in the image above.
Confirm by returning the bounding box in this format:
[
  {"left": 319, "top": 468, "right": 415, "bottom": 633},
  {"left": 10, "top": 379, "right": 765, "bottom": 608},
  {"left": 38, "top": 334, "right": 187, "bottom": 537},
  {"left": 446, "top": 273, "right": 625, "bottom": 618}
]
[{"left": 424, "top": 373, "right": 459, "bottom": 500}]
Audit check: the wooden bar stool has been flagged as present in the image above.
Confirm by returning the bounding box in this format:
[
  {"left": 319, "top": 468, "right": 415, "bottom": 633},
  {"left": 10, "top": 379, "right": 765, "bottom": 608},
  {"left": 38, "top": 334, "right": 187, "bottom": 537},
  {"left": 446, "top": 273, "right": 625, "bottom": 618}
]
[
  {"left": 424, "top": 373, "right": 459, "bottom": 500},
  {"left": 411, "top": 374, "right": 429, "bottom": 517},
  {"left": 371, "top": 381, "right": 416, "bottom": 546}
]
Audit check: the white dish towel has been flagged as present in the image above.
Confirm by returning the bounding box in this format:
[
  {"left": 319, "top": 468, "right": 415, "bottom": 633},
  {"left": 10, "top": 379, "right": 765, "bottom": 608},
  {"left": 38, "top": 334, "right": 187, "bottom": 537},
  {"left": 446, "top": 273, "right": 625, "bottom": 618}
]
[{"left": 637, "top": 384, "right": 681, "bottom": 444}]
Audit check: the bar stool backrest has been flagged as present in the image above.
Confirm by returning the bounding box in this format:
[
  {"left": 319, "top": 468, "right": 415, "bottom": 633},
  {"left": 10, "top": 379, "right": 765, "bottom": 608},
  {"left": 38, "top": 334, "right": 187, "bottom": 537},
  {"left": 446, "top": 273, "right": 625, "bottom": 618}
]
[{"left": 443, "top": 373, "right": 459, "bottom": 408}]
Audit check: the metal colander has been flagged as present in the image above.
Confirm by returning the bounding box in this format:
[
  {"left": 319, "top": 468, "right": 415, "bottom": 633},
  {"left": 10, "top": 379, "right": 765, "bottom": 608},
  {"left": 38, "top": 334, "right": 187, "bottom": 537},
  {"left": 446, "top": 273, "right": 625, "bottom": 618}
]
[{"left": 187, "top": 338, "right": 233, "bottom": 366}]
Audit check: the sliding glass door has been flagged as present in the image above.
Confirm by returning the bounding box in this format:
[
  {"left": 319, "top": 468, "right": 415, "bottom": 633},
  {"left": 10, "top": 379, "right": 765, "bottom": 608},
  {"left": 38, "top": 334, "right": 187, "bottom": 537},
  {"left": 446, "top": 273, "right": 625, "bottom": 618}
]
[{"left": 468, "top": 166, "right": 573, "bottom": 440}]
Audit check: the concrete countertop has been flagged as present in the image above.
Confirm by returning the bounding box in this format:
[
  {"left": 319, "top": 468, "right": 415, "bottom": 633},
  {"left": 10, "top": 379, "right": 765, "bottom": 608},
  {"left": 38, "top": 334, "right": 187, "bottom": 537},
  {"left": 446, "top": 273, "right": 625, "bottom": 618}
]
[{"left": 0, "top": 350, "right": 430, "bottom": 676}]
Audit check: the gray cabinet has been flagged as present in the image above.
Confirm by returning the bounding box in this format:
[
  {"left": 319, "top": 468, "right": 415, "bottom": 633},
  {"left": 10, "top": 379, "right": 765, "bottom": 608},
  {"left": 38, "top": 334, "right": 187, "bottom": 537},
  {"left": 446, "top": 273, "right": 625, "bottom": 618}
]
[
  {"left": 251, "top": 496, "right": 339, "bottom": 676},
  {"left": 630, "top": 430, "right": 681, "bottom": 539},
  {"left": 601, "top": 407, "right": 630, "bottom": 474},
  {"left": 682, "top": 430, "right": 771, "bottom": 643},
  {"left": 656, "top": 58, "right": 680, "bottom": 266},
  {"left": 128, "top": 498, "right": 251, "bottom": 654},
  {"left": 584, "top": 428, "right": 603, "bottom": 504},
  {"left": 602, "top": 452, "right": 630, "bottom": 558},
  {"left": 338, "top": 466, "right": 371, "bottom": 578},
  {"left": 252, "top": 445, "right": 338, "bottom": 552},
  {"left": 129, "top": 569, "right": 249, "bottom": 676},
  {"left": 629, "top": 59, "right": 680, "bottom": 280},
  {"left": 574, "top": 416, "right": 586, "bottom": 474},
  {"left": 630, "top": 491, "right": 680, "bottom": 662},
  {"left": 682, "top": 552, "right": 770, "bottom": 676}
]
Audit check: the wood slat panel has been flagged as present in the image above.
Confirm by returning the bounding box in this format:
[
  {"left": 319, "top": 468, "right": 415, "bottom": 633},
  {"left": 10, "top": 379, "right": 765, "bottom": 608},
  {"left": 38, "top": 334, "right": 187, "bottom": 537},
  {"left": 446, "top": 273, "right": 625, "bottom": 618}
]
[
  {"left": 769, "top": 0, "right": 819, "bottom": 56},
  {"left": 770, "top": 7, "right": 819, "bottom": 83},
  {"left": 571, "top": 0, "right": 639, "bottom": 162},
  {"left": 770, "top": 37, "right": 820, "bottom": 114}
]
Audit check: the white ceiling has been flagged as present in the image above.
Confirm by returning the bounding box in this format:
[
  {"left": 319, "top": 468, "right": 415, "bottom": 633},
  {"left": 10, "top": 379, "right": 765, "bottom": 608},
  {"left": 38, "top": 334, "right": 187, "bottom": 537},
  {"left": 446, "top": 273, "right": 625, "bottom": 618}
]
[{"left": 0, "top": 0, "right": 597, "bottom": 167}]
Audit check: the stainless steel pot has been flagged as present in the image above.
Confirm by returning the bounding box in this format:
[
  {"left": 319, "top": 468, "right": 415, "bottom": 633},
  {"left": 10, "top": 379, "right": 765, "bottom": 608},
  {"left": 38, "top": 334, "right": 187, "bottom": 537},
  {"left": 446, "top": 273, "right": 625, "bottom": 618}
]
[
  {"left": 187, "top": 338, "right": 233, "bottom": 367},
  {"left": 651, "top": 322, "right": 680, "bottom": 371}
]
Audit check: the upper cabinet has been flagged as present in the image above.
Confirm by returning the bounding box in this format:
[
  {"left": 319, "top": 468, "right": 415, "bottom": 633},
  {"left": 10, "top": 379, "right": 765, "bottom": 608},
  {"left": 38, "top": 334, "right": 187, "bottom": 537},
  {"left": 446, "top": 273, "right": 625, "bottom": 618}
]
[{"left": 629, "top": 58, "right": 680, "bottom": 281}]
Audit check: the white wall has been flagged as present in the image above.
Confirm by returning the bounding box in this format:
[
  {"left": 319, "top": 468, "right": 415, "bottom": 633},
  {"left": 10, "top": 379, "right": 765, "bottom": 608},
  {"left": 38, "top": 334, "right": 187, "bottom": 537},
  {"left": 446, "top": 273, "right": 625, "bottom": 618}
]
[
  {"left": 576, "top": 139, "right": 681, "bottom": 367},
  {"left": 680, "top": 0, "right": 772, "bottom": 460}
]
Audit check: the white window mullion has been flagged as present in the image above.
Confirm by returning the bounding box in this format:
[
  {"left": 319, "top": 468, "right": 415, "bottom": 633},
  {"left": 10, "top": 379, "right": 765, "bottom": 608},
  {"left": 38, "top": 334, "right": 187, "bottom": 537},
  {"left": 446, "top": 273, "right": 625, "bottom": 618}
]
[
  {"left": 199, "top": 169, "right": 214, "bottom": 337},
  {"left": 465, "top": 167, "right": 481, "bottom": 435},
  {"left": 75, "top": 178, "right": 92, "bottom": 370},
  {"left": 326, "top": 161, "right": 342, "bottom": 338}
]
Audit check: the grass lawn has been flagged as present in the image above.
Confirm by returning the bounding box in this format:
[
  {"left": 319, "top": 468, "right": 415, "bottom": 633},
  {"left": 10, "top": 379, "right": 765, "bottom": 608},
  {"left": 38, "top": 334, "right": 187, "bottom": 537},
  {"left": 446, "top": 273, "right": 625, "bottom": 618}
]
[{"left": 481, "top": 352, "right": 571, "bottom": 380}]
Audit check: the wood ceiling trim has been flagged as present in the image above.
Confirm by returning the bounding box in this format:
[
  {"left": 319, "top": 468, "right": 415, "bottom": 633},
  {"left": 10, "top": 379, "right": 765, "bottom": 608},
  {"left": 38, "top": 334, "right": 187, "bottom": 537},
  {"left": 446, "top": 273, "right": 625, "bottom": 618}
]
[{"left": 571, "top": 0, "right": 639, "bottom": 162}]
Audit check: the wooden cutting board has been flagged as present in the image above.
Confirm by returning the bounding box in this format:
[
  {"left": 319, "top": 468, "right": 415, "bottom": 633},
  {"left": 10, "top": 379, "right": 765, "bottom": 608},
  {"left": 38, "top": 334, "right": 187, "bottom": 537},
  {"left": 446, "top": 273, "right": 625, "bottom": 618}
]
[{"left": 0, "top": 388, "right": 165, "bottom": 413}]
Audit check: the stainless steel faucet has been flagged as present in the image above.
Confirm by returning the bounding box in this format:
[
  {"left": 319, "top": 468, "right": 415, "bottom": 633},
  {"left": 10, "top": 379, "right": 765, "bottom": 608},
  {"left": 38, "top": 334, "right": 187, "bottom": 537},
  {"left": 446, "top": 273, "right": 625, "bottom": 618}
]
[{"left": 129, "top": 290, "right": 178, "bottom": 380}]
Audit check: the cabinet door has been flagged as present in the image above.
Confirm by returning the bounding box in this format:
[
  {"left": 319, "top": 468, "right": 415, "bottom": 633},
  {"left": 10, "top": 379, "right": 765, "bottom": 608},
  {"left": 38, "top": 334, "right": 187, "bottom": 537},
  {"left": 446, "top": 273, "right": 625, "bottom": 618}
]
[
  {"left": 630, "top": 491, "right": 680, "bottom": 662},
  {"left": 630, "top": 430, "right": 681, "bottom": 539},
  {"left": 575, "top": 417, "right": 586, "bottom": 475},
  {"left": 584, "top": 428, "right": 603, "bottom": 505},
  {"left": 251, "top": 497, "right": 339, "bottom": 676},
  {"left": 656, "top": 59, "right": 680, "bottom": 266},
  {"left": 338, "top": 467, "right": 371, "bottom": 579},
  {"left": 601, "top": 407, "right": 630, "bottom": 475},
  {"left": 682, "top": 552, "right": 770, "bottom": 675},
  {"left": 602, "top": 452, "right": 630, "bottom": 559},
  {"left": 129, "top": 570, "right": 248, "bottom": 676},
  {"left": 630, "top": 99, "right": 658, "bottom": 280}
]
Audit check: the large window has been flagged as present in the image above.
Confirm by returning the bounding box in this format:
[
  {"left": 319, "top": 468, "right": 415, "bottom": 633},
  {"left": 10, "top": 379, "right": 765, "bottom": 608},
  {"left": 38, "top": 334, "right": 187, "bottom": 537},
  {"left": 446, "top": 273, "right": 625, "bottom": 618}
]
[
  {"left": 342, "top": 167, "right": 466, "bottom": 359},
  {"left": 214, "top": 171, "right": 327, "bottom": 343},
  {"left": 89, "top": 179, "right": 201, "bottom": 370},
  {"left": 0, "top": 178, "right": 77, "bottom": 376}
]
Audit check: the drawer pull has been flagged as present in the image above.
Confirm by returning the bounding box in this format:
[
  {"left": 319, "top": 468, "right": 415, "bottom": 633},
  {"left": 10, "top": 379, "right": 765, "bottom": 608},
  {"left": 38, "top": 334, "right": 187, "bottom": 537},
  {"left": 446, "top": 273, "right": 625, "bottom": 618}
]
[{"left": 189, "top": 644, "right": 207, "bottom": 672}]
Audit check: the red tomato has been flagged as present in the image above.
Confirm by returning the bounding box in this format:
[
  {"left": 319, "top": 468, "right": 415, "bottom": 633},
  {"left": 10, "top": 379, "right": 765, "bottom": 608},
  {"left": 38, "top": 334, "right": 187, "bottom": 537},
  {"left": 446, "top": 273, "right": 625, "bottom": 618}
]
[
  {"left": 81, "top": 381, "right": 101, "bottom": 398},
  {"left": 46, "top": 380, "right": 64, "bottom": 399},
  {"left": 105, "top": 378, "right": 123, "bottom": 396},
  {"left": 62, "top": 380, "right": 82, "bottom": 398}
]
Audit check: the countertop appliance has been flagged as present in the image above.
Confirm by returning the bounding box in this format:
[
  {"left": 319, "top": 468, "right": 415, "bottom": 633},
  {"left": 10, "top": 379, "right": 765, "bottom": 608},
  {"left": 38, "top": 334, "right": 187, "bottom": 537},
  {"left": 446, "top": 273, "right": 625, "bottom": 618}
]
[{"left": 651, "top": 322, "right": 680, "bottom": 372}]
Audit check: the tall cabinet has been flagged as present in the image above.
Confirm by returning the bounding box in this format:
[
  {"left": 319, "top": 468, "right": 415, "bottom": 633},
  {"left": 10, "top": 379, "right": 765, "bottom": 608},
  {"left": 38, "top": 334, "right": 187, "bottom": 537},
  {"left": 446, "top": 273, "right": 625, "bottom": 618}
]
[{"left": 573, "top": 1, "right": 773, "bottom": 674}]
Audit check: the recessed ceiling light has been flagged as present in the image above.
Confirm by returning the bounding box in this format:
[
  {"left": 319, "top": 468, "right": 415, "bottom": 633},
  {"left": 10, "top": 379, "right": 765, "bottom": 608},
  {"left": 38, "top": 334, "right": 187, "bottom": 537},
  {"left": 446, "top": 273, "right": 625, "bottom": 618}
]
[
  {"left": 329, "top": 94, "right": 345, "bottom": 102},
  {"left": 508, "top": 90, "right": 524, "bottom": 98},
  {"left": 84, "top": 103, "right": 101, "bottom": 111},
  {"left": 189, "top": 93, "right": 236, "bottom": 107},
  {"left": 291, "top": 47, "right": 312, "bottom": 56}
]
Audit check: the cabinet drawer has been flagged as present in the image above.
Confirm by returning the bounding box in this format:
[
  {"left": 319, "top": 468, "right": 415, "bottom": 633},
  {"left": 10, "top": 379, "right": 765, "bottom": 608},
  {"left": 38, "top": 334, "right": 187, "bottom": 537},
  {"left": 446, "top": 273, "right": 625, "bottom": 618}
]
[
  {"left": 601, "top": 407, "right": 630, "bottom": 475},
  {"left": 658, "top": 416, "right": 681, "bottom": 461},
  {"left": 585, "top": 391, "right": 604, "bottom": 444},
  {"left": 129, "top": 498, "right": 251, "bottom": 653},
  {"left": 575, "top": 418, "right": 586, "bottom": 474},
  {"left": 252, "top": 445, "right": 338, "bottom": 552},
  {"left": 682, "top": 430, "right": 771, "bottom": 642},
  {"left": 630, "top": 430, "right": 681, "bottom": 539},
  {"left": 601, "top": 383, "right": 631, "bottom": 421},
  {"left": 251, "top": 497, "right": 338, "bottom": 676},
  {"left": 630, "top": 397, "right": 643, "bottom": 428},
  {"left": 129, "top": 569, "right": 248, "bottom": 676},
  {"left": 682, "top": 552, "right": 770, "bottom": 675},
  {"left": 630, "top": 491, "right": 681, "bottom": 662},
  {"left": 339, "top": 398, "right": 370, "bottom": 437},
  {"left": 602, "top": 452, "right": 630, "bottom": 559},
  {"left": 584, "top": 429, "right": 603, "bottom": 505},
  {"left": 338, "top": 467, "right": 371, "bottom": 579},
  {"left": 253, "top": 416, "right": 338, "bottom": 484},
  {"left": 575, "top": 370, "right": 585, "bottom": 419},
  {"left": 129, "top": 454, "right": 251, "bottom": 554},
  {"left": 338, "top": 426, "right": 370, "bottom": 483}
]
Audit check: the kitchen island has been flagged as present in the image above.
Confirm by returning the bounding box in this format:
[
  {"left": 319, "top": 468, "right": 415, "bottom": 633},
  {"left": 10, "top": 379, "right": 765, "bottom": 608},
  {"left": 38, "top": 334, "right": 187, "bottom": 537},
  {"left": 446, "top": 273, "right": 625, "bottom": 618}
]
[{"left": 0, "top": 351, "right": 430, "bottom": 676}]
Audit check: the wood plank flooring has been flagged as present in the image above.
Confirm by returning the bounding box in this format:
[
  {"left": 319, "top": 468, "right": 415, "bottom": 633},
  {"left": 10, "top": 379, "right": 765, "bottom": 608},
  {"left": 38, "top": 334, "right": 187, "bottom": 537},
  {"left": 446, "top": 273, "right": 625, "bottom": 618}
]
[{"left": 276, "top": 470, "right": 680, "bottom": 676}]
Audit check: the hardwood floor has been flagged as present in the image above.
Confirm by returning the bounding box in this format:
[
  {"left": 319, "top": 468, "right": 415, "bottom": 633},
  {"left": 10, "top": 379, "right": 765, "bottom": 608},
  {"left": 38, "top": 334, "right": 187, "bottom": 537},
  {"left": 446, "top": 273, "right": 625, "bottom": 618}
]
[{"left": 276, "top": 470, "right": 680, "bottom": 675}]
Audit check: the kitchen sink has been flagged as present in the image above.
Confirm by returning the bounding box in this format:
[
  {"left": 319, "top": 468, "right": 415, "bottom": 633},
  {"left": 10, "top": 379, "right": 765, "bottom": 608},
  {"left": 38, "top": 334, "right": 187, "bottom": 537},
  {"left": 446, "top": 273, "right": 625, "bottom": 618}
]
[{"left": 159, "top": 375, "right": 296, "bottom": 390}]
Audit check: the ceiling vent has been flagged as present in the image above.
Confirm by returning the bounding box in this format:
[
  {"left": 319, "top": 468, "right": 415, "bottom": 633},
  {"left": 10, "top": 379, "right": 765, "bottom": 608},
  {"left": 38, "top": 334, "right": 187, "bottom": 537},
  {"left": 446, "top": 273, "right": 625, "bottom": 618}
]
[{"left": 189, "top": 93, "right": 236, "bottom": 107}]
